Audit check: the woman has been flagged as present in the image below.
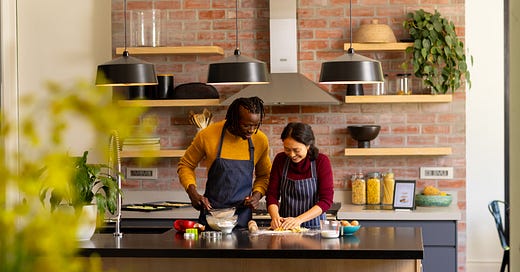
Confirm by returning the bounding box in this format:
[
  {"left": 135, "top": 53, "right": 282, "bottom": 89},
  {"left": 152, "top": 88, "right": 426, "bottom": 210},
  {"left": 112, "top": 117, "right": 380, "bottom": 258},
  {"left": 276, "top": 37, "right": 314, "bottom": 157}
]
[{"left": 266, "top": 122, "right": 334, "bottom": 230}]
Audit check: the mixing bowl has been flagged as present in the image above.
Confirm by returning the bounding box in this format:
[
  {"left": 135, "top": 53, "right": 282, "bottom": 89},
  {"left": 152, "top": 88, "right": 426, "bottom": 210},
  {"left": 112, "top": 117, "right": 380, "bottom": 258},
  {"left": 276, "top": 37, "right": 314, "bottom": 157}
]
[
  {"left": 347, "top": 125, "right": 381, "bottom": 148},
  {"left": 206, "top": 214, "right": 238, "bottom": 232}
]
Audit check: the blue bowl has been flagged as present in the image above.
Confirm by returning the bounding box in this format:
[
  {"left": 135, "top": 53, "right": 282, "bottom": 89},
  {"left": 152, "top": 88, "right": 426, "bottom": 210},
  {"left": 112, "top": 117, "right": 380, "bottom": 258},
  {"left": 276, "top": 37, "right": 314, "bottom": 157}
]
[{"left": 341, "top": 225, "right": 361, "bottom": 236}]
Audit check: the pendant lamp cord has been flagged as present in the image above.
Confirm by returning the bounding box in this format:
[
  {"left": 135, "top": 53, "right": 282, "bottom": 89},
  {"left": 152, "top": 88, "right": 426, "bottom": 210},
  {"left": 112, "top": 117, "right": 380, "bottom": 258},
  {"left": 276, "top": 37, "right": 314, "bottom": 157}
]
[
  {"left": 347, "top": 0, "right": 354, "bottom": 54},
  {"left": 234, "top": 0, "right": 240, "bottom": 56},
  {"left": 123, "top": 0, "right": 129, "bottom": 56}
]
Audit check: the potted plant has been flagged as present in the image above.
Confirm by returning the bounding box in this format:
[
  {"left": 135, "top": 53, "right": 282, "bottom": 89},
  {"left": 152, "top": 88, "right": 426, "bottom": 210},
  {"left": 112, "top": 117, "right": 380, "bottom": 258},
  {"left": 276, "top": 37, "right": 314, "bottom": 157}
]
[
  {"left": 40, "top": 150, "right": 121, "bottom": 240},
  {"left": 403, "top": 9, "right": 472, "bottom": 94}
]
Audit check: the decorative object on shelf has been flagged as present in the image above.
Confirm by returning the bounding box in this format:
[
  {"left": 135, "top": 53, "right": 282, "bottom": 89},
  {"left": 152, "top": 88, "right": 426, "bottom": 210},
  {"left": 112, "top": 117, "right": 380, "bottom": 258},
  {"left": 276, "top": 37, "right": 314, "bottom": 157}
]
[
  {"left": 347, "top": 125, "right": 381, "bottom": 148},
  {"left": 156, "top": 74, "right": 174, "bottom": 99},
  {"left": 122, "top": 137, "right": 160, "bottom": 151},
  {"left": 403, "top": 9, "right": 471, "bottom": 94},
  {"left": 172, "top": 82, "right": 219, "bottom": 99},
  {"left": 207, "top": 0, "right": 269, "bottom": 85},
  {"left": 130, "top": 9, "right": 166, "bottom": 47},
  {"left": 346, "top": 84, "right": 364, "bottom": 96},
  {"left": 319, "top": 0, "right": 384, "bottom": 85},
  {"left": 189, "top": 108, "right": 213, "bottom": 130},
  {"left": 396, "top": 73, "right": 412, "bottom": 95},
  {"left": 353, "top": 19, "right": 397, "bottom": 43},
  {"left": 95, "top": 0, "right": 157, "bottom": 87}
]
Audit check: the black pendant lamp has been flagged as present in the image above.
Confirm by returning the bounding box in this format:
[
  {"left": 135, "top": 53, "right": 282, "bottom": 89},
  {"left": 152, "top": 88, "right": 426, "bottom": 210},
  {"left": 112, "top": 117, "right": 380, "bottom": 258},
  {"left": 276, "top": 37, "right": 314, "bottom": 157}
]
[
  {"left": 96, "top": 0, "right": 157, "bottom": 86},
  {"left": 207, "top": 0, "right": 269, "bottom": 85},
  {"left": 319, "top": 0, "right": 383, "bottom": 85}
]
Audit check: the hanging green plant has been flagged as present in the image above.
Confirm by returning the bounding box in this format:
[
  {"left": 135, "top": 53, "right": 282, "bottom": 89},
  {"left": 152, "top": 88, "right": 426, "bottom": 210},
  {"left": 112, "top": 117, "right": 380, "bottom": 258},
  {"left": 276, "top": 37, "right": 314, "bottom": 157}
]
[{"left": 403, "top": 9, "right": 472, "bottom": 94}]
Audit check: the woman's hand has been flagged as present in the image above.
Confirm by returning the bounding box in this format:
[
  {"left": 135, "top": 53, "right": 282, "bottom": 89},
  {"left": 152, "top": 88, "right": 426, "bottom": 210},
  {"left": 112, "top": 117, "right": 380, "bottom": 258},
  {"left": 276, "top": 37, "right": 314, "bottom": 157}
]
[
  {"left": 280, "top": 217, "right": 302, "bottom": 230},
  {"left": 270, "top": 216, "right": 283, "bottom": 230}
]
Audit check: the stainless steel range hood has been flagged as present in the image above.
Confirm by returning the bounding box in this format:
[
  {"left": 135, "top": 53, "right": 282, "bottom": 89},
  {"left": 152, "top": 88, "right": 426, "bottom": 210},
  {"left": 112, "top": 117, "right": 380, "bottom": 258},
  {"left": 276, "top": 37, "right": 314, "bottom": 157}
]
[{"left": 221, "top": 0, "right": 340, "bottom": 106}]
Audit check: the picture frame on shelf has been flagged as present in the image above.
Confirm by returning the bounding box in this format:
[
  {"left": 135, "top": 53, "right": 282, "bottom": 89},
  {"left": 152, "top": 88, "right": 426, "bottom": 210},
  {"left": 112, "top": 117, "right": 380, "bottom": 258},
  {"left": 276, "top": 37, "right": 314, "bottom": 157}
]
[{"left": 393, "top": 180, "right": 416, "bottom": 210}]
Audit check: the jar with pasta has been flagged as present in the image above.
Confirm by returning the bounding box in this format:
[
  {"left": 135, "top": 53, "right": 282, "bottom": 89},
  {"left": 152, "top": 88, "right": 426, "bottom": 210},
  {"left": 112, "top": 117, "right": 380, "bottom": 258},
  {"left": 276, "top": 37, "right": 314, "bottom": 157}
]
[
  {"left": 366, "top": 172, "right": 381, "bottom": 205},
  {"left": 382, "top": 172, "right": 395, "bottom": 205},
  {"left": 351, "top": 173, "right": 366, "bottom": 205}
]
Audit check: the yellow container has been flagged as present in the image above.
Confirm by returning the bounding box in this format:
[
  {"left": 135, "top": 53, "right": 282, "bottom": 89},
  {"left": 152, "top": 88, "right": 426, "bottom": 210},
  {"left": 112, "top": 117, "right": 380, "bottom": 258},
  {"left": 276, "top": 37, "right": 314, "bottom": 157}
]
[
  {"left": 382, "top": 172, "right": 395, "bottom": 205},
  {"left": 366, "top": 172, "right": 381, "bottom": 205},
  {"left": 351, "top": 173, "right": 366, "bottom": 205}
]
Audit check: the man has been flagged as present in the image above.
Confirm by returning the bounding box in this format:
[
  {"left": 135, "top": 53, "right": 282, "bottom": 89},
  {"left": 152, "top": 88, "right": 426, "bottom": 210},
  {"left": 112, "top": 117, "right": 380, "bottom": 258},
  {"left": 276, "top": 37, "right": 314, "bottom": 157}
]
[{"left": 177, "top": 97, "right": 271, "bottom": 229}]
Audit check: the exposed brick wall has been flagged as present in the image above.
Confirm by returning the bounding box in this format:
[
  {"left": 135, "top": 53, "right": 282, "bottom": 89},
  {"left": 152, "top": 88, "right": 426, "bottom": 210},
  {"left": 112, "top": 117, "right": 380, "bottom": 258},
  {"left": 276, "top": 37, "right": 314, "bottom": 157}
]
[{"left": 113, "top": 0, "right": 466, "bottom": 270}]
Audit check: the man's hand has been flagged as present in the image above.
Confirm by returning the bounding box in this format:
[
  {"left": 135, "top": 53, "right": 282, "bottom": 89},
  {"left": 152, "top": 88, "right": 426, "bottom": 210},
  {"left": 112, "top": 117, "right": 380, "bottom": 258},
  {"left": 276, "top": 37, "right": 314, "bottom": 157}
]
[
  {"left": 186, "top": 184, "right": 211, "bottom": 211},
  {"left": 244, "top": 191, "right": 263, "bottom": 210}
]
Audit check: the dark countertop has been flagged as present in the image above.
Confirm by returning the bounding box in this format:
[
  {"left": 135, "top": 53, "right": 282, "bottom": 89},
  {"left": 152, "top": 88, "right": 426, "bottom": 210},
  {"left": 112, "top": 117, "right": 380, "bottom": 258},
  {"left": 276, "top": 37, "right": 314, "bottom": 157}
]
[{"left": 79, "top": 226, "right": 423, "bottom": 260}]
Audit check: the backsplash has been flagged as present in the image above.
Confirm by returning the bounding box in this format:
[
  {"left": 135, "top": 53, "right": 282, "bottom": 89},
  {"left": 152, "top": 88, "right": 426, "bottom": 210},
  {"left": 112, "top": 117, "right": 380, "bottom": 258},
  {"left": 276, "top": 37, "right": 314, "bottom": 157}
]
[{"left": 113, "top": 1, "right": 466, "bottom": 269}]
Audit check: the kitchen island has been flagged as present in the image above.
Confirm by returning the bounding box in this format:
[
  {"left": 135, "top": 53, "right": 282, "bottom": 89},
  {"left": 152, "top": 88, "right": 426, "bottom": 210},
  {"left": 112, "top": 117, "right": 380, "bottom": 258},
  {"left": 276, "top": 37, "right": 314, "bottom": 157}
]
[{"left": 79, "top": 226, "right": 423, "bottom": 272}]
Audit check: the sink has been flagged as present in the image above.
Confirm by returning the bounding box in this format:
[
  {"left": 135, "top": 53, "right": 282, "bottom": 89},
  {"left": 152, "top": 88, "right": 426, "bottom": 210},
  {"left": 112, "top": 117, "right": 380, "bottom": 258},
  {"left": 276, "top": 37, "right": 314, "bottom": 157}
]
[{"left": 96, "top": 226, "right": 172, "bottom": 234}]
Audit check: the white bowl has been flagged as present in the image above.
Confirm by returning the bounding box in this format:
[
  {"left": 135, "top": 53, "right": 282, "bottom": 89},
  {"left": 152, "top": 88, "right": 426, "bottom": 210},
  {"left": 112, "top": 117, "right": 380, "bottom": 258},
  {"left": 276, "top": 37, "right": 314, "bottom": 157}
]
[
  {"left": 206, "top": 214, "right": 238, "bottom": 231},
  {"left": 209, "top": 207, "right": 236, "bottom": 218}
]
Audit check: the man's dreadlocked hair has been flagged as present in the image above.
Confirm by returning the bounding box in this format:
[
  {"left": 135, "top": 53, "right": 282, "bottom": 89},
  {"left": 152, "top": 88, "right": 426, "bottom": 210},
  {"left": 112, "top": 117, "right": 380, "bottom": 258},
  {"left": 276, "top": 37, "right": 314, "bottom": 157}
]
[{"left": 224, "top": 96, "right": 265, "bottom": 136}]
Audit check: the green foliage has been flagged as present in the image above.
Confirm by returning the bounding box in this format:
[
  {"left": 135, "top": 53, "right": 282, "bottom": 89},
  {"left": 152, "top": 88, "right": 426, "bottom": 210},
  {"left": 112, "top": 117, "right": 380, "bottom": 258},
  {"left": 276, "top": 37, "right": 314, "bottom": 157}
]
[
  {"left": 40, "top": 150, "right": 121, "bottom": 215},
  {"left": 1, "top": 80, "right": 146, "bottom": 272},
  {"left": 403, "top": 9, "right": 472, "bottom": 94}
]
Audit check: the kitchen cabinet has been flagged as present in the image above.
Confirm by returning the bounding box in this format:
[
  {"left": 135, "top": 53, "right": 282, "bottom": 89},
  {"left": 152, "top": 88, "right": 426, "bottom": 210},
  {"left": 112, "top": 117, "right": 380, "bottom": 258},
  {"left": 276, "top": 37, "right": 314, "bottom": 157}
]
[{"left": 355, "top": 220, "right": 457, "bottom": 272}]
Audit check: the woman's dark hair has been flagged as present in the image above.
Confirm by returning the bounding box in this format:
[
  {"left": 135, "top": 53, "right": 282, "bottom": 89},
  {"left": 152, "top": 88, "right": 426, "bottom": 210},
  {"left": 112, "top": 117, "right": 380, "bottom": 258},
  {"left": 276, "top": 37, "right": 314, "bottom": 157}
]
[
  {"left": 225, "top": 96, "right": 265, "bottom": 135},
  {"left": 281, "top": 122, "right": 319, "bottom": 160}
]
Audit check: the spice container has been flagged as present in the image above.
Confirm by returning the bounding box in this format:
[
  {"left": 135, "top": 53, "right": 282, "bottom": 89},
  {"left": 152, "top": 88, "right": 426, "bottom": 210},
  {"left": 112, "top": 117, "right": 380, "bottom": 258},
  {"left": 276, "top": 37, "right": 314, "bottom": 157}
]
[
  {"left": 396, "top": 73, "right": 412, "bottom": 95},
  {"left": 382, "top": 172, "right": 395, "bottom": 205},
  {"left": 351, "top": 173, "right": 366, "bottom": 205},
  {"left": 375, "top": 74, "right": 389, "bottom": 95},
  {"left": 366, "top": 172, "right": 381, "bottom": 205}
]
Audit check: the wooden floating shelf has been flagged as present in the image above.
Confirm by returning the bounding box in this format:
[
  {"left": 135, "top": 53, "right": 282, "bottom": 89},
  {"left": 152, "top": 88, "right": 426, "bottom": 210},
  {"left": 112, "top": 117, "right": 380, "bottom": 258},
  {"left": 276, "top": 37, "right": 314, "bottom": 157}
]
[
  {"left": 120, "top": 149, "right": 185, "bottom": 158},
  {"left": 115, "top": 46, "right": 224, "bottom": 55},
  {"left": 344, "top": 147, "right": 452, "bottom": 156},
  {"left": 345, "top": 95, "right": 452, "bottom": 104},
  {"left": 344, "top": 42, "right": 413, "bottom": 52},
  {"left": 117, "top": 99, "right": 221, "bottom": 107}
]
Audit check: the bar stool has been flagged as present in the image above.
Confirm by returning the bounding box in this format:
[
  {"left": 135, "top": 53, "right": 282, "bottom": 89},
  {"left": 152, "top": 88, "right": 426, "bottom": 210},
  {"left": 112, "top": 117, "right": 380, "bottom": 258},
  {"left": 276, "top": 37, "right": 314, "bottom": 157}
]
[{"left": 488, "top": 200, "right": 509, "bottom": 272}]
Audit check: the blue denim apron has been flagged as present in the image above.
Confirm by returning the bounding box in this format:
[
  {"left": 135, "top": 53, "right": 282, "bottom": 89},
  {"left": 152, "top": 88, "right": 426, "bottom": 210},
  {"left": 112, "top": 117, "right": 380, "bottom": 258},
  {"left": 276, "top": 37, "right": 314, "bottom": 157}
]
[
  {"left": 279, "top": 157, "right": 325, "bottom": 229},
  {"left": 199, "top": 127, "right": 254, "bottom": 229}
]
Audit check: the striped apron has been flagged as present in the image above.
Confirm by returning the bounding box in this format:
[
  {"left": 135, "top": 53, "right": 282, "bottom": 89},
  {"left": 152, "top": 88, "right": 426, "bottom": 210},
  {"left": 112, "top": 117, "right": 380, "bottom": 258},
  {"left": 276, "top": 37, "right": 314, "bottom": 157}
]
[{"left": 279, "top": 157, "right": 325, "bottom": 229}]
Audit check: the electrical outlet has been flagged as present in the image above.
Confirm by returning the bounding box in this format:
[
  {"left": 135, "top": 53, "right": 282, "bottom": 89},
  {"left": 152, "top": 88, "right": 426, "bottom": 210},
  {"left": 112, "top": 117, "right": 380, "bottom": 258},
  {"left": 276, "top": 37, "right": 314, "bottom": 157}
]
[
  {"left": 126, "top": 168, "right": 158, "bottom": 179},
  {"left": 420, "top": 167, "right": 453, "bottom": 179}
]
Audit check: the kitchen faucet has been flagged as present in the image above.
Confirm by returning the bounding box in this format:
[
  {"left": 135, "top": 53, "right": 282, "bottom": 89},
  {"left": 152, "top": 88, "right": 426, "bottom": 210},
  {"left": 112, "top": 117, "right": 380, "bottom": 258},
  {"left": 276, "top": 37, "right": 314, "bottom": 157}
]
[{"left": 108, "top": 130, "right": 123, "bottom": 237}]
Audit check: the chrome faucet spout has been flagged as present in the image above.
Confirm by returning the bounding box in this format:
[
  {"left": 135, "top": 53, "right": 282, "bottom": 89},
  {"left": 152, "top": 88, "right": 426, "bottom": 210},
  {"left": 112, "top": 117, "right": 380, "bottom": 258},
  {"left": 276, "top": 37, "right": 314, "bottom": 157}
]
[{"left": 109, "top": 130, "right": 123, "bottom": 237}]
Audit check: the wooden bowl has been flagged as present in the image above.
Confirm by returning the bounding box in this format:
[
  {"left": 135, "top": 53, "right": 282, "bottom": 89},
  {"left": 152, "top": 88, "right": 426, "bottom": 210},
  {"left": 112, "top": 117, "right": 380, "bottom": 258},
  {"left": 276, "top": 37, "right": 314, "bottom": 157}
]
[{"left": 353, "top": 20, "right": 397, "bottom": 43}]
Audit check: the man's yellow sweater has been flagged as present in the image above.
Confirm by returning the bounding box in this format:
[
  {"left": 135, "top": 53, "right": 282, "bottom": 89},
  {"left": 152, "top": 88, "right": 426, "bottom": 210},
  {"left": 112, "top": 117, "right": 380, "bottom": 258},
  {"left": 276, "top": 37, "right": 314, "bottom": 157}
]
[{"left": 177, "top": 120, "right": 271, "bottom": 196}]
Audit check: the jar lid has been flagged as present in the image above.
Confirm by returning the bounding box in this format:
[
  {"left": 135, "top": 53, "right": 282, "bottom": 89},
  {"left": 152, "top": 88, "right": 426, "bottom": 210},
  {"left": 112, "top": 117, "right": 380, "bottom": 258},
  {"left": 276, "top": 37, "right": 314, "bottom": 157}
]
[{"left": 366, "top": 172, "right": 380, "bottom": 178}]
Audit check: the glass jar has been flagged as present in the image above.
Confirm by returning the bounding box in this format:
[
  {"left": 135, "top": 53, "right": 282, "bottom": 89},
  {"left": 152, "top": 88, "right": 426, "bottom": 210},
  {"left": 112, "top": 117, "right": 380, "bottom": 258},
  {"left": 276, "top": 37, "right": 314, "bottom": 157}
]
[
  {"left": 351, "top": 173, "right": 366, "bottom": 205},
  {"left": 382, "top": 172, "right": 395, "bottom": 205},
  {"left": 366, "top": 172, "right": 381, "bottom": 205},
  {"left": 396, "top": 73, "right": 412, "bottom": 95},
  {"left": 375, "top": 74, "right": 389, "bottom": 95}
]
